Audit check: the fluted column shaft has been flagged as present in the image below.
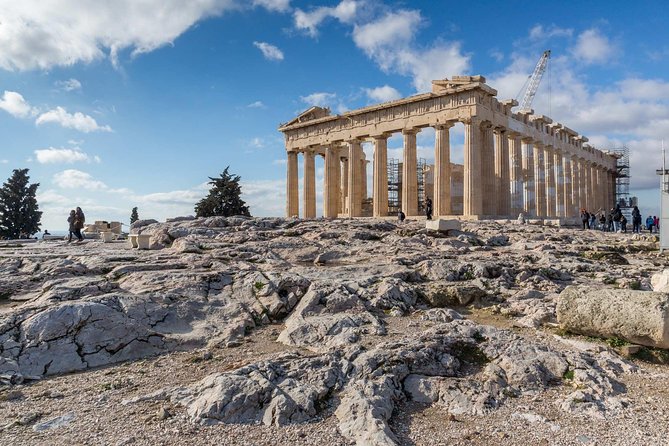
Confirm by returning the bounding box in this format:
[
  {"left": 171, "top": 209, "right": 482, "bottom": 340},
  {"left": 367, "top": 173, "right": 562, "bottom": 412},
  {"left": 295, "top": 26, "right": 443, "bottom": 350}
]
[
  {"left": 402, "top": 129, "right": 419, "bottom": 216},
  {"left": 582, "top": 160, "right": 591, "bottom": 211},
  {"left": 434, "top": 124, "right": 453, "bottom": 217},
  {"left": 286, "top": 151, "right": 299, "bottom": 217},
  {"left": 554, "top": 149, "right": 564, "bottom": 217},
  {"left": 563, "top": 155, "right": 573, "bottom": 218},
  {"left": 323, "top": 145, "right": 338, "bottom": 218},
  {"left": 341, "top": 157, "right": 349, "bottom": 214},
  {"left": 509, "top": 133, "right": 523, "bottom": 216},
  {"left": 347, "top": 140, "right": 362, "bottom": 217},
  {"left": 373, "top": 135, "right": 388, "bottom": 217},
  {"left": 303, "top": 150, "right": 316, "bottom": 218},
  {"left": 544, "top": 146, "right": 556, "bottom": 217},
  {"left": 571, "top": 156, "right": 581, "bottom": 212},
  {"left": 481, "top": 123, "right": 495, "bottom": 216},
  {"left": 360, "top": 157, "right": 367, "bottom": 202},
  {"left": 463, "top": 120, "right": 482, "bottom": 216},
  {"left": 522, "top": 139, "right": 535, "bottom": 216},
  {"left": 590, "top": 163, "right": 598, "bottom": 212},
  {"left": 494, "top": 128, "right": 510, "bottom": 216},
  {"left": 534, "top": 143, "right": 546, "bottom": 217}
]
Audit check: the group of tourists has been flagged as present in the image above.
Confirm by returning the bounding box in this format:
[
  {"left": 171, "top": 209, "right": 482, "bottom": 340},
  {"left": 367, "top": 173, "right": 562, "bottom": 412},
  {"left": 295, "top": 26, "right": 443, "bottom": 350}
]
[
  {"left": 397, "top": 197, "right": 433, "bottom": 222},
  {"left": 580, "top": 204, "right": 658, "bottom": 234},
  {"left": 67, "top": 207, "right": 86, "bottom": 243}
]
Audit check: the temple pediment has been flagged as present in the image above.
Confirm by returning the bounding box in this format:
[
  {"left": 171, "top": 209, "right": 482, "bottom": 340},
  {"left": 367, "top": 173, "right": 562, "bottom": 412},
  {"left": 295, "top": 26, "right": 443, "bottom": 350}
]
[{"left": 282, "top": 106, "right": 331, "bottom": 127}]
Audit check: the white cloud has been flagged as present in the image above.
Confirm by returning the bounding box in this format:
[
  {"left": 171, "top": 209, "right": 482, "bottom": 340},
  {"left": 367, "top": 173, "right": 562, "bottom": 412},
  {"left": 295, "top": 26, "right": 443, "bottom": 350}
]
[
  {"left": 35, "top": 147, "right": 100, "bottom": 164},
  {"left": 0, "top": 90, "right": 35, "bottom": 118},
  {"left": 0, "top": 159, "right": 8, "bottom": 164},
  {"left": 53, "top": 169, "right": 108, "bottom": 190},
  {"left": 273, "top": 159, "right": 287, "bottom": 165},
  {"left": 36, "top": 107, "right": 112, "bottom": 133},
  {"left": 365, "top": 85, "right": 401, "bottom": 102},
  {"left": 252, "top": 0, "right": 290, "bottom": 12},
  {"left": 571, "top": 29, "right": 615, "bottom": 64},
  {"left": 55, "top": 78, "right": 82, "bottom": 91},
  {"left": 300, "top": 92, "right": 337, "bottom": 108},
  {"left": 528, "top": 24, "right": 573, "bottom": 41},
  {"left": 0, "top": 1, "right": 240, "bottom": 71},
  {"left": 247, "top": 100, "right": 267, "bottom": 108},
  {"left": 352, "top": 10, "right": 470, "bottom": 92},
  {"left": 294, "top": 0, "right": 358, "bottom": 37},
  {"left": 253, "top": 41, "right": 284, "bottom": 61},
  {"left": 250, "top": 137, "right": 265, "bottom": 148},
  {"left": 241, "top": 179, "right": 286, "bottom": 216}
]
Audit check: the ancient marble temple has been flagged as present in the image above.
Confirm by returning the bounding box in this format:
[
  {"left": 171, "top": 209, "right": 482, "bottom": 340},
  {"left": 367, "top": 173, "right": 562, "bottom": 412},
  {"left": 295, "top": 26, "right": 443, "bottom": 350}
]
[{"left": 279, "top": 76, "right": 618, "bottom": 220}]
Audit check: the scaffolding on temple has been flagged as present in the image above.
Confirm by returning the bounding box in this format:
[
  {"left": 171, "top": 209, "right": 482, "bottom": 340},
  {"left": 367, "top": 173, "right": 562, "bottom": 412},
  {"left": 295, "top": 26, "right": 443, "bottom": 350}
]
[
  {"left": 387, "top": 158, "right": 401, "bottom": 214},
  {"left": 387, "top": 158, "right": 429, "bottom": 214},
  {"left": 612, "top": 146, "right": 633, "bottom": 220}
]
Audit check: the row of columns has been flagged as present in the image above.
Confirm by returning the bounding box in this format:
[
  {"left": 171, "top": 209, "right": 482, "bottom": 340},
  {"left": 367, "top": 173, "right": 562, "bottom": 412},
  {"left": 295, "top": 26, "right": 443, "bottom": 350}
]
[{"left": 286, "top": 120, "right": 615, "bottom": 219}]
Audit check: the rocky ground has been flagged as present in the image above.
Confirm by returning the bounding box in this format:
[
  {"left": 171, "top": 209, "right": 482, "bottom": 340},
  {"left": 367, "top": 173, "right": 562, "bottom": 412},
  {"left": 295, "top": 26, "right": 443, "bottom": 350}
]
[{"left": 1, "top": 216, "right": 669, "bottom": 445}]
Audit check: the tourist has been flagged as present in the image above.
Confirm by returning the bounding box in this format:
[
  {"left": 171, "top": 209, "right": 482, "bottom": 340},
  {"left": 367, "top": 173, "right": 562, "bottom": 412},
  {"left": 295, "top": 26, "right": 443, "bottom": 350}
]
[
  {"left": 605, "top": 210, "right": 613, "bottom": 232},
  {"left": 580, "top": 209, "right": 589, "bottom": 229},
  {"left": 612, "top": 205, "right": 622, "bottom": 232},
  {"left": 632, "top": 206, "right": 642, "bottom": 233},
  {"left": 397, "top": 210, "right": 406, "bottom": 222},
  {"left": 654, "top": 216, "right": 660, "bottom": 232},
  {"left": 590, "top": 212, "right": 597, "bottom": 230},
  {"left": 67, "top": 210, "right": 77, "bottom": 242},
  {"left": 42, "top": 229, "right": 51, "bottom": 239},
  {"left": 620, "top": 214, "right": 627, "bottom": 233},
  {"left": 425, "top": 198, "right": 433, "bottom": 220},
  {"left": 646, "top": 215, "right": 655, "bottom": 233}
]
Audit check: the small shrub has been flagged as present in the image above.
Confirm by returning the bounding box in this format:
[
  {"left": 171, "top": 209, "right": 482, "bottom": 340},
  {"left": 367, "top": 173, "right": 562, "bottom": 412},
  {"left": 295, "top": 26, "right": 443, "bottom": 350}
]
[
  {"left": 563, "top": 369, "right": 575, "bottom": 381},
  {"left": 629, "top": 280, "right": 641, "bottom": 290},
  {"left": 607, "top": 337, "right": 627, "bottom": 348},
  {"left": 254, "top": 281, "right": 265, "bottom": 291}
]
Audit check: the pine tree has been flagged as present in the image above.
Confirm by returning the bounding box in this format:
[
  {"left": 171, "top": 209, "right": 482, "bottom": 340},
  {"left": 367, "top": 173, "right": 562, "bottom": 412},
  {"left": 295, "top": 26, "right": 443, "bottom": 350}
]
[
  {"left": 130, "top": 207, "right": 139, "bottom": 224},
  {"left": 0, "top": 169, "right": 42, "bottom": 238},
  {"left": 195, "top": 167, "right": 251, "bottom": 217}
]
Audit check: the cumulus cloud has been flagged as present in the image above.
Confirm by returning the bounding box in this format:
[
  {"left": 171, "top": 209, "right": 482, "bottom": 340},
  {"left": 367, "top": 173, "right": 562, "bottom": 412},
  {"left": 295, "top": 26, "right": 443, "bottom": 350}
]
[
  {"left": 352, "top": 10, "right": 470, "bottom": 92},
  {"left": 571, "top": 29, "right": 615, "bottom": 64},
  {"left": 53, "top": 169, "right": 108, "bottom": 190},
  {"left": 253, "top": 41, "right": 284, "bottom": 61},
  {"left": 35, "top": 147, "right": 100, "bottom": 164},
  {"left": 300, "top": 92, "right": 337, "bottom": 108},
  {"left": 241, "top": 179, "right": 286, "bottom": 216},
  {"left": 36, "top": 107, "right": 112, "bottom": 133},
  {"left": 55, "top": 78, "right": 82, "bottom": 91},
  {"left": 252, "top": 0, "right": 290, "bottom": 12},
  {"left": 528, "top": 24, "right": 573, "bottom": 41},
  {"left": 0, "top": 1, "right": 240, "bottom": 71},
  {"left": 294, "top": 0, "right": 358, "bottom": 37},
  {"left": 364, "top": 85, "right": 401, "bottom": 102},
  {"left": 247, "top": 100, "right": 267, "bottom": 108},
  {"left": 0, "top": 90, "right": 35, "bottom": 118}
]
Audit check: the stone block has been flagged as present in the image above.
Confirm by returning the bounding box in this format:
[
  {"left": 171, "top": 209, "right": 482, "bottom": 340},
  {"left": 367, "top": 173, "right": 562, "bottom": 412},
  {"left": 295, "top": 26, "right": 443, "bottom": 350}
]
[
  {"left": 557, "top": 286, "right": 669, "bottom": 349},
  {"left": 651, "top": 269, "right": 669, "bottom": 293},
  {"left": 425, "top": 218, "right": 461, "bottom": 233}
]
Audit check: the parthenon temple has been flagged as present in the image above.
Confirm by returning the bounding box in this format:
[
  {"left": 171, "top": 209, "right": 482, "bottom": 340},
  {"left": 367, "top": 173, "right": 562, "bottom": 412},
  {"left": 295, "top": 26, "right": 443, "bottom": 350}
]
[{"left": 279, "top": 76, "right": 618, "bottom": 220}]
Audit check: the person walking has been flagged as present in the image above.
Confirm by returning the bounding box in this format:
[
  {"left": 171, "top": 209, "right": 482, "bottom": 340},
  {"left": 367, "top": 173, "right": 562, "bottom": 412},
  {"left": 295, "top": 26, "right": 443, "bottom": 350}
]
[
  {"left": 632, "top": 206, "right": 642, "bottom": 233},
  {"left": 620, "top": 214, "right": 628, "bottom": 233},
  {"left": 654, "top": 216, "right": 660, "bottom": 232},
  {"left": 425, "top": 197, "right": 433, "bottom": 220},
  {"left": 67, "top": 210, "right": 79, "bottom": 242},
  {"left": 590, "top": 212, "right": 597, "bottom": 230},
  {"left": 612, "top": 205, "right": 622, "bottom": 232}
]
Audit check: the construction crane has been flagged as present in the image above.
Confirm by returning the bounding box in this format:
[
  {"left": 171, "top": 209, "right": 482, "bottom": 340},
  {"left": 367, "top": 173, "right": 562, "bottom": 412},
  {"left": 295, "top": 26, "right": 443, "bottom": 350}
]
[{"left": 517, "top": 50, "right": 551, "bottom": 111}]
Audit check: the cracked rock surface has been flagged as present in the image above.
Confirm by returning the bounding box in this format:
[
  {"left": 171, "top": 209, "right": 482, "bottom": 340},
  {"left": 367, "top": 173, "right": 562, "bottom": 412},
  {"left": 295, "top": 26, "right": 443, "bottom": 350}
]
[{"left": 1, "top": 217, "right": 669, "bottom": 445}]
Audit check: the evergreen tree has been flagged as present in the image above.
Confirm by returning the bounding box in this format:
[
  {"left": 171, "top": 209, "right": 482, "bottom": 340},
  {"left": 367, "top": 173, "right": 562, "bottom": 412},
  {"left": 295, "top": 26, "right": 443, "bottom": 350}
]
[
  {"left": 130, "top": 207, "right": 139, "bottom": 224},
  {"left": 195, "top": 167, "right": 251, "bottom": 217},
  {"left": 0, "top": 169, "right": 42, "bottom": 238}
]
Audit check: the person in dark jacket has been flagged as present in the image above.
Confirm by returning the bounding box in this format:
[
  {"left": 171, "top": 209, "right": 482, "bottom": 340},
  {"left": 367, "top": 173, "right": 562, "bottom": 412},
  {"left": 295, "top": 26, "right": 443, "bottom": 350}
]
[
  {"left": 632, "top": 206, "right": 642, "bottom": 233},
  {"left": 425, "top": 198, "right": 433, "bottom": 220},
  {"left": 620, "top": 215, "right": 628, "bottom": 233},
  {"left": 606, "top": 210, "right": 614, "bottom": 232},
  {"left": 646, "top": 215, "right": 655, "bottom": 232},
  {"left": 580, "top": 209, "right": 589, "bottom": 229},
  {"left": 612, "top": 205, "right": 622, "bottom": 232},
  {"left": 67, "top": 210, "right": 78, "bottom": 242}
]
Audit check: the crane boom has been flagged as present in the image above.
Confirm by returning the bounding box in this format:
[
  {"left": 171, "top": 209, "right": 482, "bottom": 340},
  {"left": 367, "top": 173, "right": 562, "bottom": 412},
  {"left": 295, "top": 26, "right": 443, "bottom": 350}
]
[{"left": 519, "top": 50, "right": 550, "bottom": 110}]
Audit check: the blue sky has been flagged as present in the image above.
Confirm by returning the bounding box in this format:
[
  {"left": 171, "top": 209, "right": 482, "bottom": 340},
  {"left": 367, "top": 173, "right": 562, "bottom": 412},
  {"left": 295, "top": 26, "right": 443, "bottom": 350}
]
[{"left": 1, "top": 0, "right": 668, "bottom": 231}]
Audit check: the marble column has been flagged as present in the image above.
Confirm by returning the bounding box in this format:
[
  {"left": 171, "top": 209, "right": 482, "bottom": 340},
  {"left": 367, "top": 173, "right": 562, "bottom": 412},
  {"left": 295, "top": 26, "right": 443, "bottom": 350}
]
[
  {"left": 372, "top": 135, "right": 389, "bottom": 217},
  {"left": 286, "top": 151, "right": 299, "bottom": 218},
  {"left": 303, "top": 150, "right": 316, "bottom": 218},
  {"left": 494, "top": 128, "right": 510, "bottom": 216},
  {"left": 433, "top": 123, "right": 453, "bottom": 217},
  {"left": 533, "top": 143, "right": 546, "bottom": 217},
  {"left": 544, "top": 145, "right": 556, "bottom": 217},
  {"left": 360, "top": 156, "right": 368, "bottom": 202},
  {"left": 481, "top": 122, "right": 495, "bottom": 216},
  {"left": 463, "top": 119, "right": 483, "bottom": 216},
  {"left": 323, "top": 146, "right": 337, "bottom": 218},
  {"left": 341, "top": 156, "right": 349, "bottom": 214},
  {"left": 509, "top": 132, "right": 523, "bottom": 216},
  {"left": 402, "top": 129, "right": 419, "bottom": 216},
  {"left": 590, "top": 163, "right": 598, "bottom": 212},
  {"left": 347, "top": 140, "right": 362, "bottom": 217},
  {"left": 333, "top": 146, "right": 341, "bottom": 216},
  {"left": 582, "top": 160, "right": 591, "bottom": 211},
  {"left": 571, "top": 156, "right": 581, "bottom": 213},
  {"left": 563, "top": 154, "right": 573, "bottom": 218},
  {"left": 554, "top": 149, "right": 564, "bottom": 217},
  {"left": 522, "top": 138, "right": 535, "bottom": 216}
]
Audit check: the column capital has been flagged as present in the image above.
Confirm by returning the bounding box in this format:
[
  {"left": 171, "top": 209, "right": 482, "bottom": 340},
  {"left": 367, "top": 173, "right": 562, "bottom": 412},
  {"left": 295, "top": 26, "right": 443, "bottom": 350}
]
[
  {"left": 507, "top": 130, "right": 521, "bottom": 138},
  {"left": 521, "top": 136, "right": 534, "bottom": 144},
  {"left": 433, "top": 121, "right": 455, "bottom": 130},
  {"left": 370, "top": 132, "right": 392, "bottom": 140},
  {"left": 493, "top": 126, "right": 507, "bottom": 134},
  {"left": 402, "top": 128, "right": 420, "bottom": 135},
  {"left": 480, "top": 120, "right": 493, "bottom": 130}
]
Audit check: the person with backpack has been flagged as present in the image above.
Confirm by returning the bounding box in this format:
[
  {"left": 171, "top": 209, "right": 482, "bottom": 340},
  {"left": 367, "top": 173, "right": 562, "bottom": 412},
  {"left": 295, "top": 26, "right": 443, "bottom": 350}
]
[
  {"left": 620, "top": 214, "right": 628, "bottom": 233},
  {"left": 425, "top": 197, "right": 433, "bottom": 220},
  {"left": 646, "top": 215, "right": 655, "bottom": 233},
  {"left": 632, "top": 206, "right": 642, "bottom": 233},
  {"left": 612, "top": 205, "right": 623, "bottom": 232}
]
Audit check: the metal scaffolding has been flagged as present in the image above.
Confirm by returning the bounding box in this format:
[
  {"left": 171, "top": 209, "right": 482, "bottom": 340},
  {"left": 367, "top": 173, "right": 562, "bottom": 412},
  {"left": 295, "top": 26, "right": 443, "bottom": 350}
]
[
  {"left": 387, "top": 158, "right": 429, "bottom": 214},
  {"left": 612, "top": 146, "right": 633, "bottom": 219},
  {"left": 417, "top": 158, "right": 427, "bottom": 212}
]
